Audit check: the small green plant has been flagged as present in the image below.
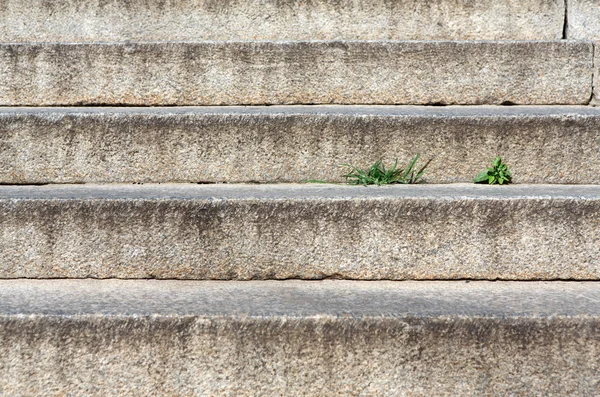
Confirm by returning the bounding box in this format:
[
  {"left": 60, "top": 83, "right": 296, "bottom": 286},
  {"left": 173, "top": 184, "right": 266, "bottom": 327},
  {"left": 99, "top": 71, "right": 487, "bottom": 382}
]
[
  {"left": 474, "top": 156, "right": 512, "bottom": 185},
  {"left": 341, "top": 154, "right": 431, "bottom": 186}
]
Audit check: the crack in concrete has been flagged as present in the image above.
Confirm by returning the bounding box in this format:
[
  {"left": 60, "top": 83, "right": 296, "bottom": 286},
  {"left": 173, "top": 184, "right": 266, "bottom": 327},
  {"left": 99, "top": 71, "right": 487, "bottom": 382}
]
[
  {"left": 591, "top": 41, "right": 597, "bottom": 105},
  {"left": 563, "top": 0, "right": 568, "bottom": 39},
  {"left": 7, "top": 277, "right": 600, "bottom": 282}
]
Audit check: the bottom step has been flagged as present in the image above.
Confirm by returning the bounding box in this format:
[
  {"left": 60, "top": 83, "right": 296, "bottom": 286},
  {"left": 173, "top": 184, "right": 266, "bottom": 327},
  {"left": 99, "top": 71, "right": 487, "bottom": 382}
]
[{"left": 1, "top": 280, "right": 599, "bottom": 395}]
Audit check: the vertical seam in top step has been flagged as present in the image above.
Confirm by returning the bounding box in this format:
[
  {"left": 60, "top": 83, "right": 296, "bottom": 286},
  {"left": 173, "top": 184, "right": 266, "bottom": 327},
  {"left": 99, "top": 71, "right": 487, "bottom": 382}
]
[
  {"left": 592, "top": 41, "right": 597, "bottom": 105},
  {"left": 563, "top": 0, "right": 568, "bottom": 39}
]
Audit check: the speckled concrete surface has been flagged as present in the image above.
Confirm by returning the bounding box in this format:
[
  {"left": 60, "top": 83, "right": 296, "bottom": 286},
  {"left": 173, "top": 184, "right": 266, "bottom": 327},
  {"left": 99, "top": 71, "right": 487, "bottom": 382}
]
[
  {"left": 568, "top": 0, "right": 600, "bottom": 39},
  {"left": 0, "top": 41, "right": 592, "bottom": 106},
  {"left": 0, "top": 183, "right": 598, "bottom": 280},
  {"left": 2, "top": 106, "right": 600, "bottom": 184},
  {"left": 0, "top": 0, "right": 565, "bottom": 42},
  {"left": 1, "top": 280, "right": 600, "bottom": 396},
  {"left": 595, "top": 42, "right": 599, "bottom": 104}
]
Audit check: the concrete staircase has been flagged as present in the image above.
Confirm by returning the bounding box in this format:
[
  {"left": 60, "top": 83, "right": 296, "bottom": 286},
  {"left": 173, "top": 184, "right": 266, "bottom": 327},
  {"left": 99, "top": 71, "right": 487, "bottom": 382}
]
[{"left": 1, "top": 0, "right": 599, "bottom": 395}]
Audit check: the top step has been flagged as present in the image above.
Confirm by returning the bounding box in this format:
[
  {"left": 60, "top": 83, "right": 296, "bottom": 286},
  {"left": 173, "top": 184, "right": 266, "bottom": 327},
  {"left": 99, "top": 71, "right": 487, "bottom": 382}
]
[
  {"left": 568, "top": 0, "right": 600, "bottom": 40},
  {"left": 0, "top": 0, "right": 567, "bottom": 42}
]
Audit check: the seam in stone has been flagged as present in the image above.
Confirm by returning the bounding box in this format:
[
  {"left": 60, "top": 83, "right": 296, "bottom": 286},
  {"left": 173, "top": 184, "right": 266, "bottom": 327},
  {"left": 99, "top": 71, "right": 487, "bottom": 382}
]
[
  {"left": 6, "top": 277, "right": 600, "bottom": 282},
  {"left": 563, "top": 0, "right": 568, "bottom": 39},
  {"left": 591, "top": 42, "right": 597, "bottom": 106}
]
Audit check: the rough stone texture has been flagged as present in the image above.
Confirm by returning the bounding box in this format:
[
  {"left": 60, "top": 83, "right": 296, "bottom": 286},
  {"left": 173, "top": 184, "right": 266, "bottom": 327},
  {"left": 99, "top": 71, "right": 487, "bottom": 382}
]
[
  {"left": 2, "top": 106, "right": 600, "bottom": 184},
  {"left": 1, "top": 280, "right": 600, "bottom": 396},
  {"left": 0, "top": 41, "right": 592, "bottom": 106},
  {"left": 567, "top": 0, "right": 600, "bottom": 39},
  {"left": 0, "top": 0, "right": 565, "bottom": 42},
  {"left": 0, "top": 184, "right": 599, "bottom": 280},
  {"left": 594, "top": 42, "right": 599, "bottom": 105}
]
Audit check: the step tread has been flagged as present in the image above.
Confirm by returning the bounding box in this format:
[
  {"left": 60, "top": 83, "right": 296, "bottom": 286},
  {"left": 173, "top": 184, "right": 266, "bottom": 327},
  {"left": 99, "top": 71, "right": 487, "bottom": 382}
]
[
  {"left": 2, "top": 183, "right": 600, "bottom": 200},
  {"left": 2, "top": 280, "right": 599, "bottom": 317},
  {"left": 3, "top": 104, "right": 600, "bottom": 117}
]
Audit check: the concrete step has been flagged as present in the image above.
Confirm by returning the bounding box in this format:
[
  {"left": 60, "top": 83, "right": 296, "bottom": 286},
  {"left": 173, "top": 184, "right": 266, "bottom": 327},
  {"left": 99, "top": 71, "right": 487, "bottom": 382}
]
[
  {"left": 0, "top": 41, "right": 592, "bottom": 106},
  {"left": 0, "top": 0, "right": 565, "bottom": 42},
  {"left": 1, "top": 279, "right": 599, "bottom": 395},
  {"left": 596, "top": 43, "right": 600, "bottom": 104},
  {"left": 2, "top": 105, "right": 600, "bottom": 184},
  {"left": 1, "top": 183, "right": 598, "bottom": 280},
  {"left": 567, "top": 0, "right": 600, "bottom": 39}
]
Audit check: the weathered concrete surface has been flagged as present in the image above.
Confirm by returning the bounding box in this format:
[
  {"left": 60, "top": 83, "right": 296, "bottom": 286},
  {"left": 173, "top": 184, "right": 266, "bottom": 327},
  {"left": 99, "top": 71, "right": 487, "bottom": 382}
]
[
  {"left": 1, "top": 280, "right": 600, "bottom": 396},
  {"left": 567, "top": 0, "right": 600, "bottom": 39},
  {"left": 594, "top": 42, "right": 599, "bottom": 104},
  {"left": 2, "top": 106, "right": 600, "bottom": 184},
  {"left": 0, "top": 41, "right": 592, "bottom": 106},
  {"left": 0, "top": 0, "right": 565, "bottom": 42},
  {"left": 0, "top": 184, "right": 598, "bottom": 280}
]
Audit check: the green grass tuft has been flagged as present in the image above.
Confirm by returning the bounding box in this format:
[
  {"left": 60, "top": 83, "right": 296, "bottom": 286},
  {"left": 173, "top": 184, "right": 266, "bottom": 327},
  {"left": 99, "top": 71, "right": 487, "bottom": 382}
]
[{"left": 341, "top": 154, "right": 431, "bottom": 186}]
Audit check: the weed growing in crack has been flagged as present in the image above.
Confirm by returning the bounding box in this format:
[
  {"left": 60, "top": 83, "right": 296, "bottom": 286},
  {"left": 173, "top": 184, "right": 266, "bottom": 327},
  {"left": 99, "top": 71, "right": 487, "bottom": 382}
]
[
  {"left": 474, "top": 156, "right": 512, "bottom": 185},
  {"left": 341, "top": 154, "right": 431, "bottom": 186}
]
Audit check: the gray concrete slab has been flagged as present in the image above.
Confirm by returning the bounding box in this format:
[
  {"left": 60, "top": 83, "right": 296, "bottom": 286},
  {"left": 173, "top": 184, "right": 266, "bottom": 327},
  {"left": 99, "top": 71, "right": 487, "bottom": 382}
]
[
  {"left": 2, "top": 105, "right": 600, "bottom": 184},
  {"left": 0, "top": 0, "right": 565, "bottom": 42},
  {"left": 0, "top": 183, "right": 598, "bottom": 280},
  {"left": 1, "top": 280, "right": 600, "bottom": 395},
  {"left": 0, "top": 41, "right": 592, "bottom": 105},
  {"left": 2, "top": 279, "right": 600, "bottom": 316},
  {"left": 568, "top": 0, "right": 600, "bottom": 39}
]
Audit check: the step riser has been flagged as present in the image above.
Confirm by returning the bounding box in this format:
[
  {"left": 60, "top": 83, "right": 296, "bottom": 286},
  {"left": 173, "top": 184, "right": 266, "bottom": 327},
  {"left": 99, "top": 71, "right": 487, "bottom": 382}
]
[
  {"left": 2, "top": 280, "right": 599, "bottom": 396},
  {"left": 1, "top": 185, "right": 598, "bottom": 280},
  {"left": 4, "top": 0, "right": 600, "bottom": 41},
  {"left": 2, "top": 107, "right": 600, "bottom": 184},
  {"left": 0, "top": 42, "right": 592, "bottom": 106},
  {"left": 3, "top": 316, "right": 597, "bottom": 396},
  {"left": 0, "top": 0, "right": 565, "bottom": 42}
]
